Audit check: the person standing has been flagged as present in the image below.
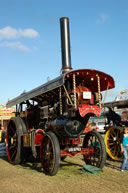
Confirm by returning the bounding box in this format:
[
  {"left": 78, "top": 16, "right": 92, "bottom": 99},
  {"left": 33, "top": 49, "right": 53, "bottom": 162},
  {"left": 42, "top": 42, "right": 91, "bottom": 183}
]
[
  {"left": 0, "top": 124, "right": 2, "bottom": 143},
  {"left": 120, "top": 127, "right": 128, "bottom": 171}
]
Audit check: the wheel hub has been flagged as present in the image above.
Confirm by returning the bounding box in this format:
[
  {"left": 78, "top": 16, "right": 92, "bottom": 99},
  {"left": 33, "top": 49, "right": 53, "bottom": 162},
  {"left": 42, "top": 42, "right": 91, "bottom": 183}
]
[{"left": 11, "top": 137, "right": 14, "bottom": 145}]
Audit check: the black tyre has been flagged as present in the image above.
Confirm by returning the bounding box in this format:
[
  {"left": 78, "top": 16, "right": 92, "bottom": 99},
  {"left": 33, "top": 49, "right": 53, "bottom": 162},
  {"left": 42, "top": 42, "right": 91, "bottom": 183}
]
[
  {"left": 40, "top": 132, "right": 60, "bottom": 176},
  {"left": 83, "top": 130, "right": 106, "bottom": 169},
  {"left": 6, "top": 117, "right": 27, "bottom": 164}
]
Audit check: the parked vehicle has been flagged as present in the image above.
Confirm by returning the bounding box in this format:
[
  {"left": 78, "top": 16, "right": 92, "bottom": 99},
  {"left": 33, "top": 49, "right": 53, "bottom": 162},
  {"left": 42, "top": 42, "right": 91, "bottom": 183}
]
[
  {"left": 90, "top": 118, "right": 106, "bottom": 133},
  {"left": 96, "top": 120, "right": 106, "bottom": 133}
]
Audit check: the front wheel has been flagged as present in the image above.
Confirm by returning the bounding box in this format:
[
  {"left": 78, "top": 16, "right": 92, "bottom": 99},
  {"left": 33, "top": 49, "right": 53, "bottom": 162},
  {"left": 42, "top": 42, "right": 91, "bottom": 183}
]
[
  {"left": 83, "top": 130, "right": 106, "bottom": 169},
  {"left": 40, "top": 132, "right": 60, "bottom": 176}
]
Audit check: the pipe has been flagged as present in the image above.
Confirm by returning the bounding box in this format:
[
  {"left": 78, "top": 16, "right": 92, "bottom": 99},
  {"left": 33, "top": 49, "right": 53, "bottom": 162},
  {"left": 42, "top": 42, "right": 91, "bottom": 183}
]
[{"left": 60, "top": 17, "right": 72, "bottom": 73}]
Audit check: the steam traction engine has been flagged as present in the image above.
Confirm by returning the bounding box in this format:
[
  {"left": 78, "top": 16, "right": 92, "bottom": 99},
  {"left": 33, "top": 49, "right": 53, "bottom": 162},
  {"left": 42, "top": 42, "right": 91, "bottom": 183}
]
[{"left": 6, "top": 17, "right": 115, "bottom": 175}]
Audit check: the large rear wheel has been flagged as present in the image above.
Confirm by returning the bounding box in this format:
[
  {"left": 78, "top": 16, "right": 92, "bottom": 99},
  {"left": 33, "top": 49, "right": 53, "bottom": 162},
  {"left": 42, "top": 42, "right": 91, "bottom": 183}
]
[
  {"left": 104, "top": 126, "right": 123, "bottom": 160},
  {"left": 6, "top": 117, "right": 27, "bottom": 164},
  {"left": 83, "top": 130, "right": 106, "bottom": 169},
  {"left": 40, "top": 132, "right": 60, "bottom": 176}
]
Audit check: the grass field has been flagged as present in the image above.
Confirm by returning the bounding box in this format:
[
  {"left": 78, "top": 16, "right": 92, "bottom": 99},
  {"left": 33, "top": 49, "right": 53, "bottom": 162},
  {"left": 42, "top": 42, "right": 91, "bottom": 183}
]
[{"left": 0, "top": 155, "right": 128, "bottom": 193}]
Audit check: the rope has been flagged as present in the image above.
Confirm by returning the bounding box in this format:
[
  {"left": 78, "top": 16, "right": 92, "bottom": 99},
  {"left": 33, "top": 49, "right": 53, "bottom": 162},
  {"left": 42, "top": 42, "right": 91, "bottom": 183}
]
[
  {"left": 59, "top": 87, "right": 63, "bottom": 115},
  {"left": 97, "top": 74, "right": 101, "bottom": 109},
  {"left": 73, "top": 74, "right": 77, "bottom": 108}
]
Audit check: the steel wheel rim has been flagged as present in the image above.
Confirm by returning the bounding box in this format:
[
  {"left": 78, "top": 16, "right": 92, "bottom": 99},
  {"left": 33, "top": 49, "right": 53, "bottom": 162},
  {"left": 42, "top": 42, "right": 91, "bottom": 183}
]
[
  {"left": 7, "top": 122, "right": 18, "bottom": 162},
  {"left": 41, "top": 135, "right": 55, "bottom": 174},
  {"left": 104, "top": 127, "right": 123, "bottom": 160},
  {"left": 83, "top": 133, "right": 102, "bottom": 167}
]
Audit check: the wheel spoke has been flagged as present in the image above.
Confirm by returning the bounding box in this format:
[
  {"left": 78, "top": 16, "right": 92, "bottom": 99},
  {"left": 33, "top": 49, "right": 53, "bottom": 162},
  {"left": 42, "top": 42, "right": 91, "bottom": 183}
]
[
  {"left": 108, "top": 142, "right": 114, "bottom": 145},
  {"left": 108, "top": 138, "right": 114, "bottom": 142},
  {"left": 109, "top": 132, "right": 114, "bottom": 138},
  {"left": 111, "top": 130, "right": 116, "bottom": 136},
  {"left": 9, "top": 126, "right": 15, "bottom": 135},
  {"left": 8, "top": 144, "right": 16, "bottom": 150},
  {"left": 10, "top": 149, "right": 17, "bottom": 160}
]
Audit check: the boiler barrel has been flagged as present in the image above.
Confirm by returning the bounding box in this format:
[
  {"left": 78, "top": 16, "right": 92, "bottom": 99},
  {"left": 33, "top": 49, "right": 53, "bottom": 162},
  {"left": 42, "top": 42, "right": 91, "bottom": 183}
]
[{"left": 47, "top": 119, "right": 84, "bottom": 138}]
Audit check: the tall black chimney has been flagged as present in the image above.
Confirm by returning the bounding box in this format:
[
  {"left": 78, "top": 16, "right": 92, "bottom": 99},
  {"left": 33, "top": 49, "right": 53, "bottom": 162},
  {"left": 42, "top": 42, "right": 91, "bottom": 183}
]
[{"left": 60, "top": 17, "right": 72, "bottom": 73}]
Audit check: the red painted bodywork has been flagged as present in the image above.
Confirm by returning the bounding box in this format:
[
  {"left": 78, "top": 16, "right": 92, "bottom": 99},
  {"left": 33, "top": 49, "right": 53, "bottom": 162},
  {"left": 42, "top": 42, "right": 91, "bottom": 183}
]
[
  {"left": 35, "top": 129, "right": 44, "bottom": 145},
  {"left": 60, "top": 147, "right": 94, "bottom": 158},
  {"left": 78, "top": 104, "right": 101, "bottom": 117},
  {"left": 61, "top": 136, "right": 81, "bottom": 145}
]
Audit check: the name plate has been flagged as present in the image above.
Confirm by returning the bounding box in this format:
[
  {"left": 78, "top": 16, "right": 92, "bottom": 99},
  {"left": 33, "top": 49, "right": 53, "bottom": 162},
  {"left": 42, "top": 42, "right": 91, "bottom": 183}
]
[{"left": 83, "top": 91, "right": 91, "bottom": 99}]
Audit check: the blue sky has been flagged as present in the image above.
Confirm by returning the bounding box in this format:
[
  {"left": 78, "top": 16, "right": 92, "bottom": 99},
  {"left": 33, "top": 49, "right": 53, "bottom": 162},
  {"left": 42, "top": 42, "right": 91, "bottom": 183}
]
[{"left": 0, "top": 0, "right": 128, "bottom": 105}]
